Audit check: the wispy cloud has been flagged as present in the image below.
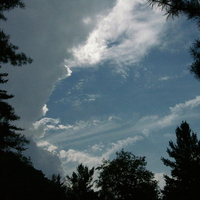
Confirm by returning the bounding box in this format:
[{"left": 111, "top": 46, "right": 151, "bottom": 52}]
[
  {"left": 158, "top": 76, "right": 171, "bottom": 81},
  {"left": 170, "top": 96, "right": 200, "bottom": 114},
  {"left": 60, "top": 149, "right": 100, "bottom": 167},
  {"left": 65, "top": 0, "right": 166, "bottom": 68},
  {"left": 136, "top": 96, "right": 200, "bottom": 133},
  {"left": 59, "top": 135, "right": 142, "bottom": 168},
  {"left": 32, "top": 96, "right": 200, "bottom": 173},
  {"left": 102, "top": 136, "right": 143, "bottom": 159},
  {"left": 37, "top": 141, "right": 58, "bottom": 152},
  {"left": 32, "top": 96, "right": 200, "bottom": 142},
  {"left": 29, "top": 117, "right": 73, "bottom": 139}
]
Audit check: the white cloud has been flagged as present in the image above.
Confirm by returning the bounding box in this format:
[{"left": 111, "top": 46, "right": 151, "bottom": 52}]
[
  {"left": 24, "top": 139, "right": 64, "bottom": 178},
  {"left": 59, "top": 65, "right": 73, "bottom": 80},
  {"left": 32, "top": 96, "right": 200, "bottom": 143},
  {"left": 135, "top": 96, "right": 200, "bottom": 134},
  {"left": 170, "top": 96, "right": 200, "bottom": 115},
  {"left": 154, "top": 173, "right": 165, "bottom": 189},
  {"left": 84, "top": 94, "right": 100, "bottom": 102},
  {"left": 158, "top": 76, "right": 171, "bottom": 81},
  {"left": 66, "top": 0, "right": 165, "bottom": 67},
  {"left": 44, "top": 117, "right": 125, "bottom": 145},
  {"left": 42, "top": 104, "right": 49, "bottom": 116},
  {"left": 83, "top": 17, "right": 92, "bottom": 25},
  {"left": 3, "top": 0, "right": 113, "bottom": 134},
  {"left": 91, "top": 143, "right": 105, "bottom": 151},
  {"left": 29, "top": 119, "right": 47, "bottom": 139},
  {"left": 103, "top": 136, "right": 143, "bottom": 158},
  {"left": 60, "top": 149, "right": 100, "bottom": 167},
  {"left": 29, "top": 117, "right": 73, "bottom": 139},
  {"left": 142, "top": 129, "right": 150, "bottom": 136},
  {"left": 59, "top": 135, "right": 142, "bottom": 168},
  {"left": 37, "top": 141, "right": 58, "bottom": 152},
  {"left": 31, "top": 95, "right": 200, "bottom": 147},
  {"left": 30, "top": 96, "right": 200, "bottom": 177}
]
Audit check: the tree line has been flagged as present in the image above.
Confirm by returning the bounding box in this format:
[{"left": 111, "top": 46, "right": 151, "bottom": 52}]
[
  {"left": 1, "top": 0, "right": 200, "bottom": 199},
  {"left": 1, "top": 120, "right": 200, "bottom": 200},
  {"left": 58, "top": 121, "right": 200, "bottom": 200}
]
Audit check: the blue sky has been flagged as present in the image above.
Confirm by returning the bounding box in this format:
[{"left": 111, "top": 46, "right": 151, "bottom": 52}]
[{"left": 2, "top": 0, "right": 200, "bottom": 187}]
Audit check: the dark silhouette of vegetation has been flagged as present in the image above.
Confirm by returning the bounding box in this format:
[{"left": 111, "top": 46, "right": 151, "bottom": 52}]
[
  {"left": 66, "top": 163, "right": 98, "bottom": 200},
  {"left": 96, "top": 150, "right": 160, "bottom": 200},
  {"left": 162, "top": 121, "right": 200, "bottom": 200},
  {"left": 0, "top": 0, "right": 25, "bottom": 21},
  {"left": 147, "top": 0, "right": 200, "bottom": 80},
  {"left": 0, "top": 0, "right": 32, "bottom": 153},
  {"left": 0, "top": 151, "right": 67, "bottom": 200}
]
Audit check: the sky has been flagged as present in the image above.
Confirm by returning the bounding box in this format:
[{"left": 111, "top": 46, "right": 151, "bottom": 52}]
[{"left": 2, "top": 0, "right": 200, "bottom": 188}]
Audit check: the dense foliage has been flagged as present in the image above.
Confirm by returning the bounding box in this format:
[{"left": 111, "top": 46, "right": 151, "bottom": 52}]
[
  {"left": 96, "top": 150, "right": 160, "bottom": 200},
  {"left": 162, "top": 121, "right": 200, "bottom": 200},
  {"left": 66, "top": 164, "right": 97, "bottom": 200},
  {"left": 0, "top": 151, "right": 67, "bottom": 200}
]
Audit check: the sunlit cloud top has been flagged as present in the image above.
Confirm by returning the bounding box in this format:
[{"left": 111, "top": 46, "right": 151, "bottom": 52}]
[{"left": 65, "top": 0, "right": 166, "bottom": 68}]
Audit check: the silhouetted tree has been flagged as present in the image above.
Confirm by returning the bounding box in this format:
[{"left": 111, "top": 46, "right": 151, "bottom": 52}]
[
  {"left": 0, "top": 0, "right": 32, "bottom": 153},
  {"left": 49, "top": 174, "right": 68, "bottom": 200},
  {"left": 96, "top": 149, "right": 160, "bottom": 200},
  {"left": 66, "top": 163, "right": 97, "bottom": 200},
  {"left": 162, "top": 121, "right": 200, "bottom": 200},
  {"left": 147, "top": 0, "right": 200, "bottom": 80},
  {"left": 0, "top": 151, "right": 67, "bottom": 200},
  {"left": 0, "top": 0, "right": 25, "bottom": 21}
]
